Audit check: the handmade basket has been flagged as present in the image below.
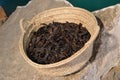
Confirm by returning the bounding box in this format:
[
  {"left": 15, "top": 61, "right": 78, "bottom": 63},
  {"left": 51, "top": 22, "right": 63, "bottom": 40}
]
[{"left": 19, "top": 7, "right": 100, "bottom": 76}]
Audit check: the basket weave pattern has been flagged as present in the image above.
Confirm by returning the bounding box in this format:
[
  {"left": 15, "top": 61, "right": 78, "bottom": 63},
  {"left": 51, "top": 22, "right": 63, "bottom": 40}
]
[{"left": 19, "top": 7, "right": 100, "bottom": 76}]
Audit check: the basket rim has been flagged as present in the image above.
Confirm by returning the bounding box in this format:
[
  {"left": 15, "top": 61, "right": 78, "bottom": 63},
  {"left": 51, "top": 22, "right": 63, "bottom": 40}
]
[{"left": 19, "top": 7, "right": 100, "bottom": 68}]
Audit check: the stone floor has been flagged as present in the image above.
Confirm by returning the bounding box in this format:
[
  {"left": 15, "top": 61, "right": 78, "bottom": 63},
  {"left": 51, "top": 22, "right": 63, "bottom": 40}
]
[
  {"left": 0, "top": 0, "right": 120, "bottom": 80},
  {"left": 102, "top": 67, "right": 120, "bottom": 80}
]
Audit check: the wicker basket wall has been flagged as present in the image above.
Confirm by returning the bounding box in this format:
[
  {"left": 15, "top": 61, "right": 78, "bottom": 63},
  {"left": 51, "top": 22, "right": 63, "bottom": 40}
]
[{"left": 19, "top": 7, "right": 100, "bottom": 76}]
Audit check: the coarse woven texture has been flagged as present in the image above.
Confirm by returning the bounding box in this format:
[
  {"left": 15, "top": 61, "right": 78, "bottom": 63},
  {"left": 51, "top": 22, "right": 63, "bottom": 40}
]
[{"left": 19, "top": 7, "right": 99, "bottom": 76}]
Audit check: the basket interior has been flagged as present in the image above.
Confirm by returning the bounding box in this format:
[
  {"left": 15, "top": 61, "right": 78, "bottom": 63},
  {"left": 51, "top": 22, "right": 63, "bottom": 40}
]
[{"left": 22, "top": 7, "right": 99, "bottom": 65}]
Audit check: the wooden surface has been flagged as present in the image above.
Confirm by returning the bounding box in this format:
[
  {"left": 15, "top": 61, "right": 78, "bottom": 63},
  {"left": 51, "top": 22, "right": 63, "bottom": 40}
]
[
  {"left": 0, "top": 6, "right": 7, "bottom": 26},
  {"left": 0, "top": 6, "right": 7, "bottom": 20}
]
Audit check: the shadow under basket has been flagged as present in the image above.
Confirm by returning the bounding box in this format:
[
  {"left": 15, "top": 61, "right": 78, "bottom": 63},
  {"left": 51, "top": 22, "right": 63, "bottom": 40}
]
[{"left": 19, "top": 7, "right": 100, "bottom": 76}]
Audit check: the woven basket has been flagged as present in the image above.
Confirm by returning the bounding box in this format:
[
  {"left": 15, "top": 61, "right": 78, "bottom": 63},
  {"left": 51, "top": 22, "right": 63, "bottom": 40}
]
[{"left": 19, "top": 7, "right": 100, "bottom": 76}]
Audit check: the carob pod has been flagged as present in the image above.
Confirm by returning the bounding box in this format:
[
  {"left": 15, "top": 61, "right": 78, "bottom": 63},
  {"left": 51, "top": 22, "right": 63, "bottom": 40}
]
[{"left": 27, "top": 22, "right": 91, "bottom": 64}]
